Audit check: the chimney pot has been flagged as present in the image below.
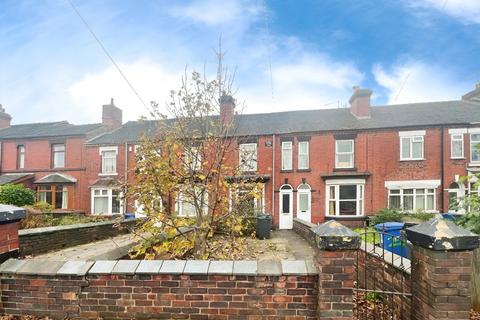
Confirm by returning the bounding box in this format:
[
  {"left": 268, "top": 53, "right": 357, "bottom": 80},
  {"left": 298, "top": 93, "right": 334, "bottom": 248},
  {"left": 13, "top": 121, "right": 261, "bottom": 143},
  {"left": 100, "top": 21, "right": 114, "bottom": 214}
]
[
  {"left": 102, "top": 98, "right": 123, "bottom": 130},
  {"left": 0, "top": 105, "right": 12, "bottom": 129},
  {"left": 349, "top": 87, "right": 372, "bottom": 119},
  {"left": 220, "top": 95, "right": 235, "bottom": 126}
]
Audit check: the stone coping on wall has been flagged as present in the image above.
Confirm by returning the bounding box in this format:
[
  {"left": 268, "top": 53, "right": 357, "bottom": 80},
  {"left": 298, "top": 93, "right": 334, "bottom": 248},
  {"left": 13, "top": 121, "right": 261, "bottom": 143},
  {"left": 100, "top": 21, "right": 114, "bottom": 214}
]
[
  {"left": 360, "top": 241, "right": 411, "bottom": 274},
  {"left": 18, "top": 217, "right": 143, "bottom": 236},
  {"left": 0, "top": 258, "right": 317, "bottom": 277}
]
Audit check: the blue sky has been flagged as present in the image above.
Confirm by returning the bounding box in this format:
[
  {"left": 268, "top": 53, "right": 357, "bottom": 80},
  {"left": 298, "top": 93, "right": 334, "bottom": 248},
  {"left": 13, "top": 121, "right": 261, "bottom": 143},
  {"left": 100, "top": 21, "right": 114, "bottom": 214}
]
[{"left": 0, "top": 0, "right": 479, "bottom": 124}]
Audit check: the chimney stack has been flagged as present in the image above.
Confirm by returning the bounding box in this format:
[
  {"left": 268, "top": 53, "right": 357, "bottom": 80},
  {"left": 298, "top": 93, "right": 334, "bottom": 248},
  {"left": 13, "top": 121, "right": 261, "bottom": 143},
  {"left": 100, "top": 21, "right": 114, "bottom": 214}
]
[
  {"left": 220, "top": 95, "right": 235, "bottom": 126},
  {"left": 349, "top": 86, "right": 372, "bottom": 119},
  {"left": 462, "top": 82, "right": 480, "bottom": 103},
  {"left": 102, "top": 98, "right": 122, "bottom": 130},
  {"left": 0, "top": 104, "right": 12, "bottom": 129}
]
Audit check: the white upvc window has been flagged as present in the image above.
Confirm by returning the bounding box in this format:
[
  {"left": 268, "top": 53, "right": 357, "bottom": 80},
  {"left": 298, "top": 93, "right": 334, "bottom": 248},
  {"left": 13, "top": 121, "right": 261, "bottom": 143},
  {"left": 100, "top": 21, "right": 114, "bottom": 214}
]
[
  {"left": 399, "top": 131, "right": 425, "bottom": 161},
  {"left": 325, "top": 179, "right": 364, "bottom": 217},
  {"left": 298, "top": 141, "right": 309, "bottom": 170},
  {"left": 52, "top": 144, "right": 65, "bottom": 168},
  {"left": 451, "top": 134, "right": 464, "bottom": 159},
  {"left": 281, "top": 141, "right": 293, "bottom": 170},
  {"left": 471, "top": 133, "right": 480, "bottom": 163},
  {"left": 175, "top": 187, "right": 208, "bottom": 217},
  {"left": 91, "top": 188, "right": 122, "bottom": 215},
  {"left": 335, "top": 140, "right": 354, "bottom": 168},
  {"left": 388, "top": 188, "right": 436, "bottom": 212},
  {"left": 185, "top": 146, "right": 202, "bottom": 171},
  {"left": 99, "top": 146, "right": 118, "bottom": 174},
  {"left": 17, "top": 145, "right": 25, "bottom": 169},
  {"left": 239, "top": 143, "right": 257, "bottom": 172}
]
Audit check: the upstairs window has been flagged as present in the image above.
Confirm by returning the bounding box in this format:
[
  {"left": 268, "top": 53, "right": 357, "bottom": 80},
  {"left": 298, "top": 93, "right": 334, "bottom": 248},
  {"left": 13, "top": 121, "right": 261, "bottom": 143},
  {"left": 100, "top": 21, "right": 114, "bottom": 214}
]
[
  {"left": 185, "top": 146, "right": 202, "bottom": 172},
  {"left": 100, "top": 147, "right": 118, "bottom": 174},
  {"left": 17, "top": 145, "right": 25, "bottom": 169},
  {"left": 335, "top": 140, "right": 354, "bottom": 168},
  {"left": 239, "top": 143, "right": 257, "bottom": 172},
  {"left": 298, "top": 141, "right": 309, "bottom": 170},
  {"left": 471, "top": 134, "right": 480, "bottom": 163},
  {"left": 451, "top": 134, "right": 464, "bottom": 159},
  {"left": 52, "top": 144, "right": 65, "bottom": 168},
  {"left": 400, "top": 131, "right": 425, "bottom": 160},
  {"left": 281, "top": 141, "right": 293, "bottom": 170}
]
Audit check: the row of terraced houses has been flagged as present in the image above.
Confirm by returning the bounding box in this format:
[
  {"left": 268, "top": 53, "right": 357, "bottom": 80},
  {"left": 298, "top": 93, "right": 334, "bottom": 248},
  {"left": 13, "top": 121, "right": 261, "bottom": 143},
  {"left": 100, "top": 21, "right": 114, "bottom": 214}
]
[{"left": 1, "top": 84, "right": 480, "bottom": 228}]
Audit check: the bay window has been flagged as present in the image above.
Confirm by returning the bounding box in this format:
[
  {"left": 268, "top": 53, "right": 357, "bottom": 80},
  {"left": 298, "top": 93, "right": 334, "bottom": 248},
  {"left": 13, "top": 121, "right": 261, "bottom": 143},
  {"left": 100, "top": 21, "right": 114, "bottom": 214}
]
[
  {"left": 298, "top": 141, "right": 309, "bottom": 170},
  {"left": 281, "top": 141, "right": 293, "bottom": 170},
  {"left": 335, "top": 140, "right": 354, "bottom": 168},
  {"left": 38, "top": 185, "right": 68, "bottom": 209},
  {"left": 92, "top": 188, "right": 122, "bottom": 215},
  {"left": 326, "top": 180, "right": 364, "bottom": 216},
  {"left": 239, "top": 143, "right": 257, "bottom": 172},
  {"left": 388, "top": 188, "right": 435, "bottom": 212}
]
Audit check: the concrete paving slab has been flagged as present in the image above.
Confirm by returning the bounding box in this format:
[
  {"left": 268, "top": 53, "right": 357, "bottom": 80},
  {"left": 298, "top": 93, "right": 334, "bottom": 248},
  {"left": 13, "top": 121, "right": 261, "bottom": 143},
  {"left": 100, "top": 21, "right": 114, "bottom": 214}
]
[
  {"left": 88, "top": 260, "right": 118, "bottom": 274},
  {"left": 257, "top": 259, "right": 282, "bottom": 276},
  {"left": 57, "top": 261, "right": 94, "bottom": 276},
  {"left": 159, "top": 260, "right": 186, "bottom": 274},
  {"left": 281, "top": 260, "right": 307, "bottom": 275},
  {"left": 0, "top": 259, "right": 27, "bottom": 274},
  {"left": 208, "top": 260, "right": 233, "bottom": 275},
  {"left": 17, "top": 260, "right": 65, "bottom": 275},
  {"left": 233, "top": 260, "right": 257, "bottom": 275},
  {"left": 184, "top": 260, "right": 210, "bottom": 275},
  {"left": 112, "top": 260, "right": 141, "bottom": 274},
  {"left": 136, "top": 260, "right": 163, "bottom": 274}
]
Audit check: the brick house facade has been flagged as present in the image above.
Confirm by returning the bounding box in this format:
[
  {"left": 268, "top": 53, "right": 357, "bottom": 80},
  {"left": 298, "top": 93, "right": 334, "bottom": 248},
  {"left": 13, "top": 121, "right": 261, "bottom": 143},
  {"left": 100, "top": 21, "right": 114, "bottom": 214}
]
[
  {"left": 83, "top": 84, "right": 480, "bottom": 228},
  {"left": 0, "top": 100, "right": 122, "bottom": 213},
  {"left": 2, "top": 84, "right": 480, "bottom": 228}
]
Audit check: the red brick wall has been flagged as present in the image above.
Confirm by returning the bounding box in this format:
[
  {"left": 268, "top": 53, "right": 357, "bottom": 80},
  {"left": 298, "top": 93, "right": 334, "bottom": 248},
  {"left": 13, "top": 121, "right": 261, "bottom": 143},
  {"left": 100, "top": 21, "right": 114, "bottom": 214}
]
[
  {"left": 0, "top": 273, "right": 318, "bottom": 319},
  {"left": 0, "top": 222, "right": 19, "bottom": 256}
]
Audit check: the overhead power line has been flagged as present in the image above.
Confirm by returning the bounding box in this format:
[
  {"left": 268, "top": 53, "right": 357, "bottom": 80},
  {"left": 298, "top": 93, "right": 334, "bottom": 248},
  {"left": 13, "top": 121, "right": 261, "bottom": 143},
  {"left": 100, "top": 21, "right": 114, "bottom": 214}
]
[{"left": 66, "top": 0, "right": 151, "bottom": 114}]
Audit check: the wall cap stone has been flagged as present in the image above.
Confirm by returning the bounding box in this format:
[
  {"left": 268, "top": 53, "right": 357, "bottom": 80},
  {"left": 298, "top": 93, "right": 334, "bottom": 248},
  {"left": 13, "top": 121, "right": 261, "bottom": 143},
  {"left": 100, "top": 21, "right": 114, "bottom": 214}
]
[
  {"left": 311, "top": 220, "right": 360, "bottom": 251},
  {"left": 0, "top": 204, "right": 25, "bottom": 223},
  {"left": 406, "top": 217, "right": 480, "bottom": 251},
  {"left": 0, "top": 259, "right": 318, "bottom": 276}
]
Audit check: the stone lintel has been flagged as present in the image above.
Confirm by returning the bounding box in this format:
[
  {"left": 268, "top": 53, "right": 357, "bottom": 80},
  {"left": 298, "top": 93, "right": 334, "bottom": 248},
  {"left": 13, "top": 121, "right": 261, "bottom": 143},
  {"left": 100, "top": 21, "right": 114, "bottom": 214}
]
[
  {"left": 406, "top": 217, "right": 480, "bottom": 251},
  {"left": 311, "top": 220, "right": 360, "bottom": 251}
]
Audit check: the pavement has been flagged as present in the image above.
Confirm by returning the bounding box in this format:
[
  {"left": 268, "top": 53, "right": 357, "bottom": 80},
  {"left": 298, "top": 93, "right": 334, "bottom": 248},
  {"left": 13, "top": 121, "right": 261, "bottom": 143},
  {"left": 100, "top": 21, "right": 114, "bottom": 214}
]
[{"left": 252, "top": 229, "right": 316, "bottom": 261}]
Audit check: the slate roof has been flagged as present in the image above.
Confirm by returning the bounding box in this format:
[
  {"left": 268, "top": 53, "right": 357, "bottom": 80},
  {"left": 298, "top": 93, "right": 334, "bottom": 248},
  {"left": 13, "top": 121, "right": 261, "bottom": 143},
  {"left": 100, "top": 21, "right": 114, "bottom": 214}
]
[
  {"left": 0, "top": 173, "right": 34, "bottom": 185},
  {"left": 86, "top": 100, "right": 480, "bottom": 145},
  {"left": 34, "top": 173, "right": 77, "bottom": 184},
  {"left": 0, "top": 121, "right": 103, "bottom": 140}
]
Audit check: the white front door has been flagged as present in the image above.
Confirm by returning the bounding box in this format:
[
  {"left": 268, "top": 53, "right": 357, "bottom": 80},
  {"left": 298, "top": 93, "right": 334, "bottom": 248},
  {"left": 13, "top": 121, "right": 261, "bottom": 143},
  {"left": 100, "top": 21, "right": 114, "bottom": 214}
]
[
  {"left": 297, "top": 183, "right": 311, "bottom": 222},
  {"left": 279, "top": 185, "right": 293, "bottom": 229}
]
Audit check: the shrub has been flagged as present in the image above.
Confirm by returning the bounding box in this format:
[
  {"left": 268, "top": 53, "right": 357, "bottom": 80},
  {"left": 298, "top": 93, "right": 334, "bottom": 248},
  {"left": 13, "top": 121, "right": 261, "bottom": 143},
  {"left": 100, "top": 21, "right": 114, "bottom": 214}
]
[
  {"left": 408, "top": 210, "right": 435, "bottom": 222},
  {"left": 456, "top": 212, "right": 480, "bottom": 234},
  {"left": 0, "top": 184, "right": 35, "bottom": 206},
  {"left": 369, "top": 208, "right": 403, "bottom": 226},
  {"left": 30, "top": 201, "right": 53, "bottom": 213}
]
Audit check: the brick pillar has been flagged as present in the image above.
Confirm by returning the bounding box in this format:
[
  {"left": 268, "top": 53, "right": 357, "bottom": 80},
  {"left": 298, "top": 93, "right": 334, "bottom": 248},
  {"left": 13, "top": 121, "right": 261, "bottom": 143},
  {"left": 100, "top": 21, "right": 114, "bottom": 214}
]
[
  {"left": 0, "top": 205, "right": 25, "bottom": 263},
  {"left": 406, "top": 217, "right": 480, "bottom": 320},
  {"left": 311, "top": 220, "right": 360, "bottom": 320}
]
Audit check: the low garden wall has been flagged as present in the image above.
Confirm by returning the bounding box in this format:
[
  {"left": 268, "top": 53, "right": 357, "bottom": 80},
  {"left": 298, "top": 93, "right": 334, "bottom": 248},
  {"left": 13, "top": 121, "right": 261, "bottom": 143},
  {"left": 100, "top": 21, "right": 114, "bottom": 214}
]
[
  {"left": 292, "top": 218, "right": 316, "bottom": 247},
  {"left": 0, "top": 259, "right": 318, "bottom": 319},
  {"left": 19, "top": 218, "right": 142, "bottom": 256}
]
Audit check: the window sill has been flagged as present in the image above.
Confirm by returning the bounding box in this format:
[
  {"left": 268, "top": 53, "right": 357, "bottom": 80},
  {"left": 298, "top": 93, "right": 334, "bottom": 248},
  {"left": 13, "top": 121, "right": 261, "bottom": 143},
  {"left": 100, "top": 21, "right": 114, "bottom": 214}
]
[
  {"left": 296, "top": 168, "right": 311, "bottom": 172},
  {"left": 99, "top": 173, "right": 118, "bottom": 177},
  {"left": 333, "top": 167, "right": 356, "bottom": 172},
  {"left": 280, "top": 169, "right": 294, "bottom": 173},
  {"left": 399, "top": 159, "right": 425, "bottom": 162},
  {"left": 450, "top": 157, "right": 465, "bottom": 160},
  {"left": 468, "top": 162, "right": 480, "bottom": 167},
  {"left": 325, "top": 215, "right": 366, "bottom": 220}
]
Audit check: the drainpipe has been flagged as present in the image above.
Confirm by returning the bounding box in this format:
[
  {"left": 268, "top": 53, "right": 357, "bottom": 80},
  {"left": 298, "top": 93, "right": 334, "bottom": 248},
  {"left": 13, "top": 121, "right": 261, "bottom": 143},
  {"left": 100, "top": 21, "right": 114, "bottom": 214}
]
[
  {"left": 124, "top": 142, "right": 128, "bottom": 214},
  {"left": 440, "top": 127, "right": 445, "bottom": 212},
  {"left": 272, "top": 134, "right": 276, "bottom": 220}
]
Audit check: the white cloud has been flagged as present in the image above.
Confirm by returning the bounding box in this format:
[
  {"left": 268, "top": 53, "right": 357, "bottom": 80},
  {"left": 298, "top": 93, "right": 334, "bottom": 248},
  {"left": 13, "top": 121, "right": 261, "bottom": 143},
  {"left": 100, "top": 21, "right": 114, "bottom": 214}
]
[
  {"left": 407, "top": 0, "right": 480, "bottom": 24},
  {"left": 68, "top": 59, "right": 180, "bottom": 122},
  {"left": 240, "top": 53, "right": 363, "bottom": 113},
  {"left": 168, "top": 0, "right": 263, "bottom": 27},
  {"left": 373, "top": 61, "right": 468, "bottom": 104}
]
